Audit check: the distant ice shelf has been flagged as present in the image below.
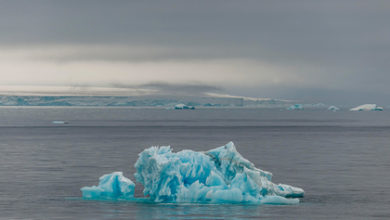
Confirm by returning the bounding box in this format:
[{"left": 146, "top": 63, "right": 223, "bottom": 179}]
[
  {"left": 81, "top": 142, "right": 304, "bottom": 204},
  {"left": 0, "top": 95, "right": 291, "bottom": 108}
]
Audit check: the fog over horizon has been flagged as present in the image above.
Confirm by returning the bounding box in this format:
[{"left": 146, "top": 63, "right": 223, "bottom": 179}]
[{"left": 1, "top": 0, "right": 389, "bottom": 105}]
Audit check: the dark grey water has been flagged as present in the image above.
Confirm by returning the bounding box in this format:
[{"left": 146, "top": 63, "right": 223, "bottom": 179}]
[{"left": 0, "top": 107, "right": 389, "bottom": 219}]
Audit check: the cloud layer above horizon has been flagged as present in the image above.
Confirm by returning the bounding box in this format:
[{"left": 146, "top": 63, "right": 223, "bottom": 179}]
[{"left": 0, "top": 0, "right": 389, "bottom": 104}]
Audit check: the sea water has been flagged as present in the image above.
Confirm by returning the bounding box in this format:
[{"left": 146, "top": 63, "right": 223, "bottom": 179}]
[{"left": 0, "top": 107, "right": 389, "bottom": 219}]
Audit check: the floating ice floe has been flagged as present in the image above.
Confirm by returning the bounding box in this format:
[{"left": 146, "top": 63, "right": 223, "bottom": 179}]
[
  {"left": 52, "top": 120, "right": 68, "bottom": 124},
  {"left": 287, "top": 104, "right": 303, "bottom": 111},
  {"left": 174, "top": 103, "right": 195, "bottom": 110},
  {"left": 328, "top": 106, "right": 340, "bottom": 112},
  {"left": 350, "top": 104, "right": 383, "bottom": 111},
  {"left": 81, "top": 142, "right": 304, "bottom": 204}
]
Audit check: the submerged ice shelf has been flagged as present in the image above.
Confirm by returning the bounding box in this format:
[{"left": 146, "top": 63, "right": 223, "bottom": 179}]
[{"left": 81, "top": 142, "right": 304, "bottom": 204}]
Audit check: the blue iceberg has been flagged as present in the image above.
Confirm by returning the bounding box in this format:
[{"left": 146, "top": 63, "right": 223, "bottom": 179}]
[
  {"left": 287, "top": 104, "right": 303, "bottom": 110},
  {"left": 81, "top": 142, "right": 304, "bottom": 204},
  {"left": 81, "top": 172, "right": 135, "bottom": 200},
  {"left": 174, "top": 103, "right": 195, "bottom": 110}
]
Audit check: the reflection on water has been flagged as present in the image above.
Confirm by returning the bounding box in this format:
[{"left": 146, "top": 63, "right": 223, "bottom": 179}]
[
  {"left": 135, "top": 203, "right": 263, "bottom": 220},
  {"left": 71, "top": 200, "right": 290, "bottom": 220}
]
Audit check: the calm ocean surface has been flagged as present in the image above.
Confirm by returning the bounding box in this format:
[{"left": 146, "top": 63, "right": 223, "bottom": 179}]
[{"left": 0, "top": 107, "right": 389, "bottom": 219}]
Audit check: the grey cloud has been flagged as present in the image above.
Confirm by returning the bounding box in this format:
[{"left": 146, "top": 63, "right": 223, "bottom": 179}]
[
  {"left": 22, "top": 45, "right": 246, "bottom": 63},
  {"left": 0, "top": 0, "right": 389, "bottom": 104},
  {"left": 111, "top": 82, "right": 222, "bottom": 97}
]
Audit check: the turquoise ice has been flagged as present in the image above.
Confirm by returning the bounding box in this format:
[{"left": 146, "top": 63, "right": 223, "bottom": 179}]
[
  {"left": 81, "top": 142, "right": 304, "bottom": 204},
  {"left": 81, "top": 172, "right": 135, "bottom": 200},
  {"left": 287, "top": 104, "right": 304, "bottom": 110}
]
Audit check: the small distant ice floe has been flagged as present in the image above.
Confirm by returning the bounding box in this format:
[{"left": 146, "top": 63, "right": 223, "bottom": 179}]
[
  {"left": 350, "top": 104, "right": 384, "bottom": 112},
  {"left": 52, "top": 120, "right": 68, "bottom": 124},
  {"left": 287, "top": 104, "right": 303, "bottom": 110},
  {"left": 328, "top": 105, "right": 340, "bottom": 112},
  {"left": 174, "top": 103, "right": 195, "bottom": 110}
]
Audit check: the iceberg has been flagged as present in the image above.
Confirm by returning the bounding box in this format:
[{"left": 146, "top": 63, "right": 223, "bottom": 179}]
[
  {"left": 350, "top": 104, "right": 384, "bottom": 111},
  {"left": 287, "top": 104, "right": 303, "bottom": 110},
  {"left": 81, "top": 172, "right": 135, "bottom": 200},
  {"left": 52, "top": 120, "right": 68, "bottom": 124},
  {"left": 174, "top": 103, "right": 195, "bottom": 110},
  {"left": 328, "top": 105, "right": 340, "bottom": 112},
  {"left": 81, "top": 142, "right": 304, "bottom": 204}
]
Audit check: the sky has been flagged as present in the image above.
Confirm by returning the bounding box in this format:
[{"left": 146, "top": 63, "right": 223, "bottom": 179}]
[{"left": 0, "top": 0, "right": 389, "bottom": 104}]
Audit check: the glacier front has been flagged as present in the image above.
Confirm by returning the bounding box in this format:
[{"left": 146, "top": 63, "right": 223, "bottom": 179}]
[{"left": 81, "top": 142, "right": 304, "bottom": 204}]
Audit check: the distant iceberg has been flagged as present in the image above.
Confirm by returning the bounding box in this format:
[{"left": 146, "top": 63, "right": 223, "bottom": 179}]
[
  {"left": 328, "top": 106, "right": 340, "bottom": 112},
  {"left": 350, "top": 104, "right": 383, "bottom": 111},
  {"left": 81, "top": 142, "right": 304, "bottom": 204},
  {"left": 52, "top": 120, "right": 68, "bottom": 124},
  {"left": 174, "top": 103, "right": 195, "bottom": 110},
  {"left": 287, "top": 104, "right": 303, "bottom": 110}
]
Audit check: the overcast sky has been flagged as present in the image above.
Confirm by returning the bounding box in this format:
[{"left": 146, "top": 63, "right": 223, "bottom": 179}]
[{"left": 0, "top": 0, "right": 389, "bottom": 104}]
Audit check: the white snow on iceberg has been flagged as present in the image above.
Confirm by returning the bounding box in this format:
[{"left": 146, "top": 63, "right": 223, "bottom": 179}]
[
  {"left": 350, "top": 104, "right": 383, "bottom": 111},
  {"left": 81, "top": 172, "right": 135, "bottom": 200},
  {"left": 81, "top": 142, "right": 304, "bottom": 204}
]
